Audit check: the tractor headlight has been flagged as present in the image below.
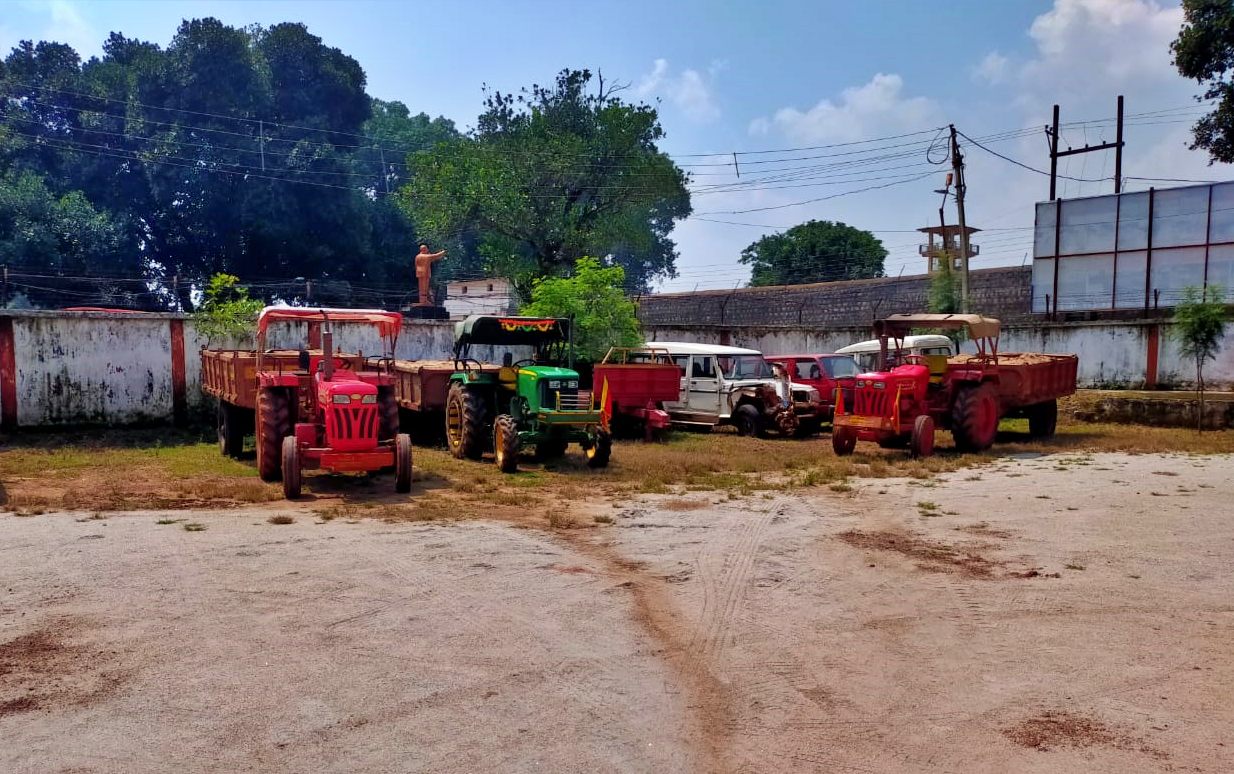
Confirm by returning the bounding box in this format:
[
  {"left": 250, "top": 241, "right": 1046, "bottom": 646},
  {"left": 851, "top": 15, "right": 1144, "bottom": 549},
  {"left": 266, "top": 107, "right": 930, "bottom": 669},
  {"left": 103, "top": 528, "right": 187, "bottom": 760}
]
[
  {"left": 872, "top": 382, "right": 886, "bottom": 390},
  {"left": 856, "top": 380, "right": 866, "bottom": 388},
  {"left": 332, "top": 395, "right": 352, "bottom": 404},
  {"left": 568, "top": 380, "right": 578, "bottom": 389},
  {"left": 549, "top": 380, "right": 561, "bottom": 389},
  {"left": 361, "top": 394, "right": 377, "bottom": 404}
]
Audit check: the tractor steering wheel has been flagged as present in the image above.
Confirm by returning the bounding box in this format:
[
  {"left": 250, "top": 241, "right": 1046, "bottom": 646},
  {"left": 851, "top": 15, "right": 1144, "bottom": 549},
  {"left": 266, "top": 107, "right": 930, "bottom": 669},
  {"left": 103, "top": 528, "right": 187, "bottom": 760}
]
[
  {"left": 901, "top": 354, "right": 929, "bottom": 366},
  {"left": 512, "top": 358, "right": 537, "bottom": 368},
  {"left": 459, "top": 358, "right": 486, "bottom": 377}
]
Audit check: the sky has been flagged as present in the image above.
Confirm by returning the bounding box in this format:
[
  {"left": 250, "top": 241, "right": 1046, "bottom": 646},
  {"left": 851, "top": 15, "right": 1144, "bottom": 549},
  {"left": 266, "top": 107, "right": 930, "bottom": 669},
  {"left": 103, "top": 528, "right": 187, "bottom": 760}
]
[{"left": 1, "top": 0, "right": 1228, "bottom": 291}]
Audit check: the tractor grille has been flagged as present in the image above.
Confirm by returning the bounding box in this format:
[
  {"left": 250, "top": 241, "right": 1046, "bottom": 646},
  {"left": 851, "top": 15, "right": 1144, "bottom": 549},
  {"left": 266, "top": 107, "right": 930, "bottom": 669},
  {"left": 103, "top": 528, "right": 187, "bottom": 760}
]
[
  {"left": 542, "top": 383, "right": 593, "bottom": 412},
  {"left": 329, "top": 404, "right": 379, "bottom": 441},
  {"left": 853, "top": 386, "right": 892, "bottom": 418}
]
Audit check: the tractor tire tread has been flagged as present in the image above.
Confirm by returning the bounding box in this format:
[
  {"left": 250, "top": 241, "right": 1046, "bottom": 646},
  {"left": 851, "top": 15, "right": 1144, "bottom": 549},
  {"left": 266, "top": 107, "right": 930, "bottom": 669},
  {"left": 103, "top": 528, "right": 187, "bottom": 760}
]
[{"left": 258, "top": 388, "right": 292, "bottom": 482}]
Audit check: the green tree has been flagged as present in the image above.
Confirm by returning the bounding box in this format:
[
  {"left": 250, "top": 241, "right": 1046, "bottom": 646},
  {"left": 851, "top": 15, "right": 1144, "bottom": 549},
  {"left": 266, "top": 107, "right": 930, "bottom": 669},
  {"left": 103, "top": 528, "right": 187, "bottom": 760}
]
[
  {"left": 928, "top": 254, "right": 960, "bottom": 314},
  {"left": 1173, "top": 0, "right": 1234, "bottom": 162},
  {"left": 0, "top": 171, "right": 143, "bottom": 308},
  {"left": 740, "top": 220, "right": 886, "bottom": 287},
  {"left": 1172, "top": 284, "right": 1228, "bottom": 431},
  {"left": 519, "top": 257, "right": 641, "bottom": 363},
  {"left": 398, "top": 69, "right": 691, "bottom": 294},
  {"left": 192, "top": 273, "right": 264, "bottom": 345}
]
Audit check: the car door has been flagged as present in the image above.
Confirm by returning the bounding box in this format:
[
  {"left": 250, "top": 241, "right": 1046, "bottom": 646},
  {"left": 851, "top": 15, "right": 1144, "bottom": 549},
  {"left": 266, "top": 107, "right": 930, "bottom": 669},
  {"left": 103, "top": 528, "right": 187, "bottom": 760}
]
[
  {"left": 687, "top": 355, "right": 723, "bottom": 418},
  {"left": 664, "top": 355, "right": 690, "bottom": 410}
]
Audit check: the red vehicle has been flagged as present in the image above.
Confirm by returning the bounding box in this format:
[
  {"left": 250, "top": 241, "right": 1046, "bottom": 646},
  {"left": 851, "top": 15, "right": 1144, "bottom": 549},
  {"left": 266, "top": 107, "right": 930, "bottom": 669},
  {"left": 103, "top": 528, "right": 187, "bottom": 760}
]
[
  {"left": 832, "top": 314, "right": 1078, "bottom": 458},
  {"left": 593, "top": 346, "right": 681, "bottom": 440},
  {"left": 202, "top": 307, "right": 413, "bottom": 499},
  {"left": 764, "top": 353, "right": 860, "bottom": 424}
]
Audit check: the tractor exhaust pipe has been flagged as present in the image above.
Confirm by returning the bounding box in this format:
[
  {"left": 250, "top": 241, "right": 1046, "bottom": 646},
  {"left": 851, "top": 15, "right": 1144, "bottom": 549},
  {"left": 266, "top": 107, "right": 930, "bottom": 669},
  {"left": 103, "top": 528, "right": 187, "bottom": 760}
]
[{"left": 322, "top": 323, "right": 334, "bottom": 381}]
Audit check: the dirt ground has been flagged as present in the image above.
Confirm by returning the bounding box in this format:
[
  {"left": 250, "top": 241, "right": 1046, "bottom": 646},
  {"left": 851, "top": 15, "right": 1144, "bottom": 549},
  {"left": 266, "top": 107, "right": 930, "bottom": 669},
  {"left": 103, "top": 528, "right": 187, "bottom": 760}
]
[{"left": 3, "top": 451, "right": 1233, "bottom": 773}]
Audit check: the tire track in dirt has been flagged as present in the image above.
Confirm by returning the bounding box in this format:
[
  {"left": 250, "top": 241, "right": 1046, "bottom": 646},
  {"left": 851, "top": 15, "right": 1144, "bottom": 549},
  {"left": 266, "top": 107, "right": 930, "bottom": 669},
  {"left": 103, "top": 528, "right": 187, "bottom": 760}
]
[
  {"left": 691, "top": 507, "right": 775, "bottom": 659},
  {"left": 552, "top": 527, "right": 737, "bottom": 774}
]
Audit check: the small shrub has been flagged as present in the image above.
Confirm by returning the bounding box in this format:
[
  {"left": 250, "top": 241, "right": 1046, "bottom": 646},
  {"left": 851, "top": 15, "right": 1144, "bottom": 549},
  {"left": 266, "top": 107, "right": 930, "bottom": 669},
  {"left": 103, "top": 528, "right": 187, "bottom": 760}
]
[{"left": 268, "top": 514, "right": 295, "bottom": 525}]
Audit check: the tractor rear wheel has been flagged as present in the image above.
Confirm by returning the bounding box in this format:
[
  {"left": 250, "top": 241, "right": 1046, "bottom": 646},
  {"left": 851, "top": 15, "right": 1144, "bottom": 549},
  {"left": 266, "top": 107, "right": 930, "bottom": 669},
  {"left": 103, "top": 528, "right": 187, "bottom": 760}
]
[
  {"left": 494, "top": 414, "right": 520, "bottom": 473},
  {"left": 378, "top": 387, "right": 399, "bottom": 441},
  {"left": 217, "top": 401, "right": 244, "bottom": 459},
  {"left": 734, "top": 404, "right": 763, "bottom": 437},
  {"left": 281, "top": 436, "right": 302, "bottom": 499},
  {"left": 1027, "top": 399, "right": 1058, "bottom": 438},
  {"left": 446, "top": 383, "right": 488, "bottom": 460},
  {"left": 911, "top": 415, "right": 936, "bottom": 459},
  {"left": 395, "top": 433, "right": 413, "bottom": 493},
  {"left": 952, "top": 383, "right": 1000, "bottom": 452},
  {"left": 257, "top": 388, "right": 292, "bottom": 482},
  {"left": 832, "top": 426, "right": 857, "bottom": 455},
  {"left": 585, "top": 429, "right": 613, "bottom": 469}
]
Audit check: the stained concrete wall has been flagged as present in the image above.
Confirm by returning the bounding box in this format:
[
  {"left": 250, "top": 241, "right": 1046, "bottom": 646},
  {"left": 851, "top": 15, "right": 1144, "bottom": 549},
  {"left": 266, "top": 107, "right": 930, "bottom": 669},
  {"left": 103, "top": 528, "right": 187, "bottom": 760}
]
[
  {"left": 0, "top": 311, "right": 530, "bottom": 428},
  {"left": 643, "top": 320, "right": 1234, "bottom": 391},
  {"left": 10, "top": 313, "right": 176, "bottom": 426}
]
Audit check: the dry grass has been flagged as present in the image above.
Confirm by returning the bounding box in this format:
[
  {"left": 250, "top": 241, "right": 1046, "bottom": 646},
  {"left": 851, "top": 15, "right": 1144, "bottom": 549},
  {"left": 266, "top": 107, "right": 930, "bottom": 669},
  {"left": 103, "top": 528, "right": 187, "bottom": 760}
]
[
  {"left": 2, "top": 419, "right": 1232, "bottom": 516},
  {"left": 267, "top": 515, "right": 295, "bottom": 525}
]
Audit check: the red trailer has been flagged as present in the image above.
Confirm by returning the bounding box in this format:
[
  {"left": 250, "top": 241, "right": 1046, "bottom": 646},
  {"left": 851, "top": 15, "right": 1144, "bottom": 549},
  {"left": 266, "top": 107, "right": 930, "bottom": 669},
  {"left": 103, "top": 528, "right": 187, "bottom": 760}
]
[
  {"left": 832, "top": 314, "right": 1078, "bottom": 457},
  {"left": 594, "top": 346, "right": 681, "bottom": 440}
]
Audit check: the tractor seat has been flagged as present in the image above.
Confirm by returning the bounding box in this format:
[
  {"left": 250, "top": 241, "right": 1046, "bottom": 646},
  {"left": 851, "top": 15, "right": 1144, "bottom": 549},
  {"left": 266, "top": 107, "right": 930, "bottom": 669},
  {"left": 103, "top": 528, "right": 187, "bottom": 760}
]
[
  {"left": 925, "top": 354, "right": 950, "bottom": 383},
  {"left": 498, "top": 366, "right": 518, "bottom": 386}
]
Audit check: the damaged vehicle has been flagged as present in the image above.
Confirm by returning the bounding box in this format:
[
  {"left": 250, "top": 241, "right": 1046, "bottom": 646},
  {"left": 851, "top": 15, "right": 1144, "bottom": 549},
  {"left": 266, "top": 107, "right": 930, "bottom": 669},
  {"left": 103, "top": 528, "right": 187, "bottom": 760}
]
[{"left": 651, "top": 342, "right": 823, "bottom": 436}]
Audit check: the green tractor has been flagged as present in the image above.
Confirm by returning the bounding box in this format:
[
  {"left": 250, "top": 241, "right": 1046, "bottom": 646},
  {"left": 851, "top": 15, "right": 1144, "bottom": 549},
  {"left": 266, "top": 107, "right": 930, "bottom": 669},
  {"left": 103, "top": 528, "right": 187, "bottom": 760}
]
[{"left": 445, "top": 315, "right": 613, "bottom": 473}]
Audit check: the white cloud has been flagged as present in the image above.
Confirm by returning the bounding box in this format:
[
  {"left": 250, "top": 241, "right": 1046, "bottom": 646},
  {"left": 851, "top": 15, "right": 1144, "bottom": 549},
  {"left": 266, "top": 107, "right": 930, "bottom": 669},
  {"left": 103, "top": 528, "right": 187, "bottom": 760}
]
[
  {"left": 750, "top": 73, "right": 941, "bottom": 144},
  {"left": 2, "top": 1, "right": 98, "bottom": 59},
  {"left": 636, "top": 58, "right": 721, "bottom": 123},
  {"left": 973, "top": 51, "right": 1009, "bottom": 85}
]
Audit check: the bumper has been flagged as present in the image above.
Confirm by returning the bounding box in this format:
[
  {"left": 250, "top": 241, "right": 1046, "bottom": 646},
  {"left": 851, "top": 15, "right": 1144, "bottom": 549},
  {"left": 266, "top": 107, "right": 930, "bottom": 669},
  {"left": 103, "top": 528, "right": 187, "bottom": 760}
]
[{"left": 302, "top": 447, "right": 395, "bottom": 472}]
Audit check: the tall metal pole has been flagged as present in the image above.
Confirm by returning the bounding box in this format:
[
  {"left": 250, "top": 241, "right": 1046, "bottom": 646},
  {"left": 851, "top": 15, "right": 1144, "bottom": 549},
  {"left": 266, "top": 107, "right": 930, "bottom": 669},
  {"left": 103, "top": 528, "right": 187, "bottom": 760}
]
[
  {"left": 259, "top": 120, "right": 265, "bottom": 172},
  {"left": 950, "top": 125, "right": 970, "bottom": 313},
  {"left": 1048, "top": 105, "right": 1059, "bottom": 201},
  {"left": 1114, "top": 95, "right": 1124, "bottom": 194}
]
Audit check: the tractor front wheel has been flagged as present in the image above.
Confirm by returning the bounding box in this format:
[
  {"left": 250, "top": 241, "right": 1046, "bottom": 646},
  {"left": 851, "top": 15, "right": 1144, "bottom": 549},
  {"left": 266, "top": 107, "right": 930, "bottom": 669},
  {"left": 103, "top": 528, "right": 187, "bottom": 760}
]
[
  {"left": 217, "top": 401, "right": 244, "bottom": 459},
  {"left": 494, "top": 414, "right": 520, "bottom": 473},
  {"left": 257, "top": 388, "right": 292, "bottom": 482},
  {"left": 911, "top": 415, "right": 936, "bottom": 459},
  {"left": 446, "top": 383, "right": 488, "bottom": 460},
  {"left": 281, "top": 436, "right": 302, "bottom": 499},
  {"left": 585, "top": 429, "right": 612, "bottom": 469},
  {"left": 952, "top": 383, "right": 1000, "bottom": 453},
  {"left": 832, "top": 426, "right": 857, "bottom": 455},
  {"left": 734, "top": 404, "right": 763, "bottom": 437},
  {"left": 395, "top": 433, "right": 413, "bottom": 493},
  {"left": 1027, "top": 399, "right": 1058, "bottom": 438}
]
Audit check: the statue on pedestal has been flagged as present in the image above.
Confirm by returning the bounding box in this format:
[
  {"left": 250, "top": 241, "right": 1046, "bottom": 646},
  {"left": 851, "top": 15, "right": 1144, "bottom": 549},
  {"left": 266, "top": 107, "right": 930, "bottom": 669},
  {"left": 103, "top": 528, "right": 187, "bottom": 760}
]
[{"left": 414, "top": 244, "right": 446, "bottom": 306}]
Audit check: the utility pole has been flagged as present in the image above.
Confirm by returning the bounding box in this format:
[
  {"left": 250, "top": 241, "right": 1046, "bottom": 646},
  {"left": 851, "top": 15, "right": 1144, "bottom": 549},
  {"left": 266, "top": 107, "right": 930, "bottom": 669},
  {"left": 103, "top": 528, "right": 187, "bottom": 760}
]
[
  {"left": 1046, "top": 96, "right": 1125, "bottom": 200},
  {"left": 949, "top": 125, "right": 970, "bottom": 313},
  {"left": 380, "top": 147, "right": 390, "bottom": 194},
  {"left": 259, "top": 121, "right": 265, "bottom": 172}
]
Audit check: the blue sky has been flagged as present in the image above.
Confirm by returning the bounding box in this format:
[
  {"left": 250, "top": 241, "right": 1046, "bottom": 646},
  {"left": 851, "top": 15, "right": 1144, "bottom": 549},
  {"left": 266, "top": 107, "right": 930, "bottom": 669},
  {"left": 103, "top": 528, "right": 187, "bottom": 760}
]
[{"left": 2, "top": 0, "right": 1226, "bottom": 290}]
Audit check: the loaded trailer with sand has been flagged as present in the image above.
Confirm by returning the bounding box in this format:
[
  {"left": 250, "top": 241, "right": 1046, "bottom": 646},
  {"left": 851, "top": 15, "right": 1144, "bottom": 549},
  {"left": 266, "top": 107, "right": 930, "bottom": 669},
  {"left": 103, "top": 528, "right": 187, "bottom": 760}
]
[{"left": 833, "top": 313, "right": 1078, "bottom": 457}]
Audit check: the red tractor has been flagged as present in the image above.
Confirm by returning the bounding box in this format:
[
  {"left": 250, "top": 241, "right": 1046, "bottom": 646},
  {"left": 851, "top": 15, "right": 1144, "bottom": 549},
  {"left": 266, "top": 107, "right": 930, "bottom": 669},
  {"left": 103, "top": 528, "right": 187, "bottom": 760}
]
[
  {"left": 203, "top": 307, "right": 413, "bottom": 499},
  {"left": 831, "top": 314, "right": 1078, "bottom": 458}
]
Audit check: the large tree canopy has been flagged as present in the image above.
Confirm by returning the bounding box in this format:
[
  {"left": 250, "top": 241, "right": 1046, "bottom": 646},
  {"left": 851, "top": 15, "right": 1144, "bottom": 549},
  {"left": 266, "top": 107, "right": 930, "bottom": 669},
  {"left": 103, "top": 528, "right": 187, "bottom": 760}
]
[
  {"left": 397, "top": 69, "right": 692, "bottom": 295},
  {"left": 0, "top": 19, "right": 458, "bottom": 309},
  {"left": 1173, "top": 0, "right": 1234, "bottom": 163},
  {"left": 739, "top": 220, "right": 886, "bottom": 287}
]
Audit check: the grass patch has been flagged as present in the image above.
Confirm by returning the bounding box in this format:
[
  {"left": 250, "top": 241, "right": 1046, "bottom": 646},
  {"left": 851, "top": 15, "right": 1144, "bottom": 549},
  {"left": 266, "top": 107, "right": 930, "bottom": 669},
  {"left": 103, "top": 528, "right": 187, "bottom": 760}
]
[
  {"left": 267, "top": 514, "right": 295, "bottom": 525},
  {"left": 593, "top": 513, "right": 613, "bottom": 524},
  {"left": 182, "top": 522, "right": 206, "bottom": 532},
  {"left": 1064, "top": 563, "right": 1086, "bottom": 571},
  {"left": 828, "top": 480, "right": 853, "bottom": 493}
]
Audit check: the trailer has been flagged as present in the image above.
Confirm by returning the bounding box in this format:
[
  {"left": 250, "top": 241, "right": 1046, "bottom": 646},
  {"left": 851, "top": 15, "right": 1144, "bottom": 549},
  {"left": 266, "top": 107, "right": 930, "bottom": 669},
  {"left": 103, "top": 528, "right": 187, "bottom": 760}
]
[
  {"left": 593, "top": 346, "right": 681, "bottom": 440},
  {"left": 202, "top": 308, "right": 411, "bottom": 498},
  {"left": 832, "top": 313, "right": 1078, "bottom": 457}
]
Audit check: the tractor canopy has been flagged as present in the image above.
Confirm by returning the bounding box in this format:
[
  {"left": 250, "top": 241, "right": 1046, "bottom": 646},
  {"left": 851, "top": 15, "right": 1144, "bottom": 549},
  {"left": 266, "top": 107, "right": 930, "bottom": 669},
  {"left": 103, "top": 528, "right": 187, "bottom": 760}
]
[
  {"left": 453, "top": 315, "right": 570, "bottom": 347},
  {"left": 257, "top": 307, "right": 403, "bottom": 342},
  {"left": 875, "top": 313, "right": 1000, "bottom": 340}
]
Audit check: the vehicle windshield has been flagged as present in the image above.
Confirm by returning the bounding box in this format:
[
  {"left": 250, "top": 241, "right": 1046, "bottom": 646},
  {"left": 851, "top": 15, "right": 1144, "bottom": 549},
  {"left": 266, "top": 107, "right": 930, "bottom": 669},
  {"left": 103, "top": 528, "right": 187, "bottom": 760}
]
[
  {"left": 825, "top": 357, "right": 860, "bottom": 378},
  {"left": 718, "top": 355, "right": 771, "bottom": 380}
]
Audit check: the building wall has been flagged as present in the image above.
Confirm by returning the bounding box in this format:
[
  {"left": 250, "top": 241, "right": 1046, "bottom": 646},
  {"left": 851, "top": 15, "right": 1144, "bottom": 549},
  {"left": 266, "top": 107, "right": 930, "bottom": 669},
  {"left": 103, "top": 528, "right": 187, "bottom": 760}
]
[
  {"left": 637, "top": 266, "right": 1033, "bottom": 329},
  {"left": 0, "top": 312, "right": 537, "bottom": 428},
  {"left": 643, "top": 320, "right": 1234, "bottom": 391}
]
